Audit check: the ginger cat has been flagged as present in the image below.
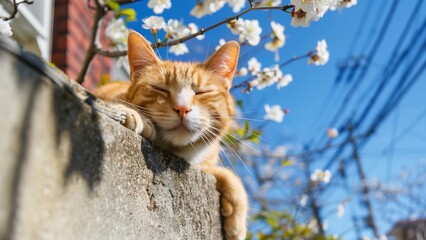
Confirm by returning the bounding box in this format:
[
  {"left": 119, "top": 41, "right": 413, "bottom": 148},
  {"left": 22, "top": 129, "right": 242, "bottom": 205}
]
[{"left": 94, "top": 31, "right": 247, "bottom": 240}]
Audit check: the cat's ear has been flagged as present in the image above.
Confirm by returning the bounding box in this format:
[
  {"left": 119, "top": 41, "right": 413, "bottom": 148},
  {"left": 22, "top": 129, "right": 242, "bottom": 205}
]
[
  {"left": 127, "top": 30, "right": 161, "bottom": 73},
  {"left": 204, "top": 41, "right": 240, "bottom": 88}
]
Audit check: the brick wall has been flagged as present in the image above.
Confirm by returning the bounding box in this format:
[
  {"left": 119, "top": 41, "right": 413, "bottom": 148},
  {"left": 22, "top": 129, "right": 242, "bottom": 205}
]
[{"left": 51, "top": 0, "right": 113, "bottom": 90}]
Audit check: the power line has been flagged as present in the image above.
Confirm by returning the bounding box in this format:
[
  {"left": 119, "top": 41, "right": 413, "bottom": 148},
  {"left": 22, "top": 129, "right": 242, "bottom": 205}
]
[{"left": 326, "top": 0, "right": 401, "bottom": 128}]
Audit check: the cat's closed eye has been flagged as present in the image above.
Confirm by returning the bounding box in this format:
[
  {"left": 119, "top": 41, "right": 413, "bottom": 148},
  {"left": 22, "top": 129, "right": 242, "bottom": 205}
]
[
  {"left": 194, "top": 89, "right": 216, "bottom": 96},
  {"left": 150, "top": 85, "right": 169, "bottom": 95}
]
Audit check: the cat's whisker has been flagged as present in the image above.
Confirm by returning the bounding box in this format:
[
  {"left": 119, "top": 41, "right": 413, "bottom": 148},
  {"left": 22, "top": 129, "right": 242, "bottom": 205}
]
[
  {"left": 201, "top": 43, "right": 211, "bottom": 69},
  {"left": 204, "top": 128, "right": 250, "bottom": 176},
  {"left": 188, "top": 141, "right": 198, "bottom": 153},
  {"left": 207, "top": 124, "right": 262, "bottom": 155},
  {"left": 216, "top": 132, "right": 253, "bottom": 177},
  {"left": 232, "top": 117, "right": 269, "bottom": 123},
  {"left": 226, "top": 122, "right": 270, "bottom": 144},
  {"left": 219, "top": 145, "right": 240, "bottom": 177}
]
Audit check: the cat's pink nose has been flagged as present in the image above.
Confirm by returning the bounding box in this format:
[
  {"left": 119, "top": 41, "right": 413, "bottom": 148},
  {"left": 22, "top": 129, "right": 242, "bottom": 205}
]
[{"left": 174, "top": 105, "right": 192, "bottom": 119}]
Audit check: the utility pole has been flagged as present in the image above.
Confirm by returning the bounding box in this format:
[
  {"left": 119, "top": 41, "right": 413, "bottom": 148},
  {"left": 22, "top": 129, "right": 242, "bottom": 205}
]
[{"left": 348, "top": 124, "right": 380, "bottom": 238}]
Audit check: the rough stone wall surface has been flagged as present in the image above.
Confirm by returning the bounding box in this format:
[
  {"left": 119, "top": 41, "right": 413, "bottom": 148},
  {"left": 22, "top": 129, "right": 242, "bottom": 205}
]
[{"left": 0, "top": 37, "right": 223, "bottom": 240}]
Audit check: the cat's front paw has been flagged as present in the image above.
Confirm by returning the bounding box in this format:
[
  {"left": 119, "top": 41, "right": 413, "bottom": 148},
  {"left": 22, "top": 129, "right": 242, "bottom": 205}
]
[
  {"left": 221, "top": 191, "right": 247, "bottom": 240},
  {"left": 123, "top": 107, "right": 144, "bottom": 135},
  {"left": 118, "top": 106, "right": 155, "bottom": 140}
]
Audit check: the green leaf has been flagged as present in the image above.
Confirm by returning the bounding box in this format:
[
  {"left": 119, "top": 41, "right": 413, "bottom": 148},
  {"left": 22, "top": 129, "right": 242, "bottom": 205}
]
[
  {"left": 252, "top": 129, "right": 262, "bottom": 136},
  {"left": 244, "top": 120, "right": 250, "bottom": 132},
  {"left": 236, "top": 100, "right": 243, "bottom": 109},
  {"left": 265, "top": 217, "right": 279, "bottom": 229},
  {"left": 235, "top": 127, "right": 245, "bottom": 137},
  {"left": 118, "top": 8, "right": 137, "bottom": 22},
  {"left": 223, "top": 133, "right": 238, "bottom": 146},
  {"left": 247, "top": 135, "right": 259, "bottom": 144},
  {"left": 281, "top": 159, "right": 293, "bottom": 167},
  {"left": 106, "top": 0, "right": 119, "bottom": 11}
]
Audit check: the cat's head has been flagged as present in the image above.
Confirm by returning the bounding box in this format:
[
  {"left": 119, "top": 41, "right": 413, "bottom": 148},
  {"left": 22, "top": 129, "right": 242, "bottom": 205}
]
[{"left": 126, "top": 31, "right": 238, "bottom": 147}]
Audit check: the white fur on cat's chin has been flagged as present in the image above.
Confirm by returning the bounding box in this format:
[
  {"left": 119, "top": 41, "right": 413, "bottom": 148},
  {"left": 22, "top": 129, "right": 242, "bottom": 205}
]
[{"left": 159, "top": 106, "right": 208, "bottom": 147}]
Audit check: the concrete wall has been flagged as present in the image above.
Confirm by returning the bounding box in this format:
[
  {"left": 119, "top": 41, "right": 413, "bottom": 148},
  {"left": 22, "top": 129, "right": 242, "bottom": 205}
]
[{"left": 0, "top": 36, "right": 223, "bottom": 240}]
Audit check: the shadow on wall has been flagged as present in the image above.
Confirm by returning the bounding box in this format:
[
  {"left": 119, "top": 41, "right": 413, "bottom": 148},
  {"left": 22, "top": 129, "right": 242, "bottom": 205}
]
[
  {"left": 53, "top": 93, "right": 105, "bottom": 191},
  {"left": 141, "top": 142, "right": 190, "bottom": 175},
  {"left": 2, "top": 43, "right": 107, "bottom": 239},
  {"left": 4, "top": 53, "right": 42, "bottom": 240}
]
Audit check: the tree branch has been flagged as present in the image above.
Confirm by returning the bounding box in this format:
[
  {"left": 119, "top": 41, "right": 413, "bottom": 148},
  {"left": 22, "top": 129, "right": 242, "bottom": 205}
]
[{"left": 95, "top": 48, "right": 127, "bottom": 57}]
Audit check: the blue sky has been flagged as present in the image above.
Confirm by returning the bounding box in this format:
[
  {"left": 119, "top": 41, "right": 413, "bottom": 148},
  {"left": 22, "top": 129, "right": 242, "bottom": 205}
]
[{"left": 126, "top": 0, "right": 426, "bottom": 238}]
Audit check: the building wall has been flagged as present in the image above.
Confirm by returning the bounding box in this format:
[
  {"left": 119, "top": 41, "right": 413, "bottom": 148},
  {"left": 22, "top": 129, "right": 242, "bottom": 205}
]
[
  {"left": 3, "top": 0, "right": 54, "bottom": 60},
  {"left": 51, "top": 0, "right": 113, "bottom": 90}
]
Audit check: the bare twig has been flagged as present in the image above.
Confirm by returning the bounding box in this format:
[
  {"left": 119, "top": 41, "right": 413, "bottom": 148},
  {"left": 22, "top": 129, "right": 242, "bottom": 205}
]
[{"left": 2, "top": 0, "right": 34, "bottom": 21}]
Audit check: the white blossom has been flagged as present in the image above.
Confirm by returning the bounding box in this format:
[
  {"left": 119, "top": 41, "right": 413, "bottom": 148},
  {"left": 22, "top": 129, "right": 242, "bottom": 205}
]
[
  {"left": 105, "top": 18, "right": 129, "bottom": 44},
  {"left": 215, "top": 38, "right": 226, "bottom": 51},
  {"left": 291, "top": 0, "right": 331, "bottom": 17},
  {"left": 290, "top": 9, "right": 309, "bottom": 28},
  {"left": 247, "top": 57, "right": 262, "bottom": 75},
  {"left": 290, "top": 0, "right": 332, "bottom": 27},
  {"left": 147, "top": 0, "right": 171, "bottom": 14},
  {"left": 226, "top": 19, "right": 244, "bottom": 35},
  {"left": 0, "top": 20, "right": 12, "bottom": 37},
  {"left": 327, "top": 128, "right": 339, "bottom": 138},
  {"left": 235, "top": 67, "right": 248, "bottom": 76},
  {"left": 164, "top": 19, "right": 190, "bottom": 39},
  {"left": 237, "top": 19, "right": 262, "bottom": 46},
  {"left": 188, "top": 23, "right": 204, "bottom": 40},
  {"left": 264, "top": 104, "right": 285, "bottom": 123},
  {"left": 309, "top": 39, "right": 329, "bottom": 65},
  {"left": 169, "top": 43, "right": 189, "bottom": 56},
  {"left": 322, "top": 221, "right": 329, "bottom": 231},
  {"left": 207, "top": 0, "right": 226, "bottom": 13},
  {"left": 253, "top": 65, "right": 283, "bottom": 90},
  {"left": 311, "top": 169, "right": 332, "bottom": 184},
  {"left": 337, "top": 203, "right": 345, "bottom": 217},
  {"left": 379, "top": 235, "right": 388, "bottom": 240},
  {"left": 116, "top": 56, "right": 130, "bottom": 72},
  {"left": 277, "top": 74, "right": 293, "bottom": 89},
  {"left": 265, "top": 21, "right": 286, "bottom": 52},
  {"left": 259, "top": 0, "right": 282, "bottom": 7},
  {"left": 190, "top": 0, "right": 226, "bottom": 18},
  {"left": 330, "top": 0, "right": 357, "bottom": 10},
  {"left": 300, "top": 194, "right": 308, "bottom": 207},
  {"left": 227, "top": 0, "right": 245, "bottom": 13},
  {"left": 142, "top": 16, "right": 165, "bottom": 30},
  {"left": 190, "top": 3, "right": 210, "bottom": 18},
  {"left": 272, "top": 145, "right": 288, "bottom": 157}
]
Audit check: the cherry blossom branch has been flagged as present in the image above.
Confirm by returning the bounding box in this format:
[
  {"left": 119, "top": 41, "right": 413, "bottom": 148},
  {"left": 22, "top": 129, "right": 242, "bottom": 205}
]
[
  {"left": 156, "top": 5, "right": 294, "bottom": 48},
  {"left": 91, "top": 4, "right": 295, "bottom": 59},
  {"left": 1, "top": 0, "right": 33, "bottom": 21},
  {"left": 231, "top": 51, "right": 313, "bottom": 91}
]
